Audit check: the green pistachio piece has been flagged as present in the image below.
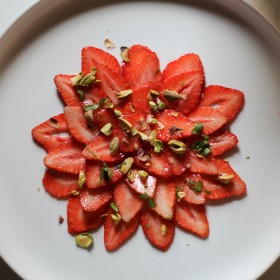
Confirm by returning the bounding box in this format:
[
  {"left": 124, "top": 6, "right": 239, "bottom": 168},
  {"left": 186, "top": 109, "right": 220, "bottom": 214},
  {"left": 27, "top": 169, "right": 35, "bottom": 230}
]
[
  {"left": 162, "top": 90, "right": 183, "bottom": 101},
  {"left": 120, "top": 46, "right": 130, "bottom": 62},
  {"left": 70, "top": 190, "right": 80, "bottom": 196},
  {"left": 137, "top": 131, "right": 149, "bottom": 141},
  {"left": 218, "top": 174, "right": 234, "bottom": 184},
  {"left": 109, "top": 136, "right": 120, "bottom": 154},
  {"left": 168, "top": 139, "right": 187, "bottom": 155},
  {"left": 104, "top": 98, "right": 114, "bottom": 109},
  {"left": 71, "top": 72, "right": 84, "bottom": 86},
  {"left": 160, "top": 224, "right": 167, "bottom": 235},
  {"left": 176, "top": 188, "right": 186, "bottom": 202},
  {"left": 138, "top": 170, "right": 149, "bottom": 181},
  {"left": 147, "top": 89, "right": 160, "bottom": 100},
  {"left": 119, "top": 117, "right": 133, "bottom": 133},
  {"left": 149, "top": 101, "right": 158, "bottom": 112},
  {"left": 157, "top": 100, "right": 166, "bottom": 110},
  {"left": 120, "top": 157, "right": 134, "bottom": 174},
  {"left": 80, "top": 72, "right": 96, "bottom": 86},
  {"left": 117, "top": 89, "right": 132, "bottom": 99},
  {"left": 100, "top": 123, "right": 112, "bottom": 136},
  {"left": 148, "top": 130, "right": 157, "bottom": 146},
  {"left": 192, "top": 122, "right": 204, "bottom": 135},
  {"left": 110, "top": 202, "right": 119, "bottom": 212},
  {"left": 111, "top": 213, "right": 122, "bottom": 226},
  {"left": 75, "top": 233, "right": 93, "bottom": 249},
  {"left": 127, "top": 169, "right": 137, "bottom": 183},
  {"left": 113, "top": 109, "right": 122, "bottom": 118},
  {"left": 154, "top": 139, "right": 163, "bottom": 153},
  {"left": 78, "top": 171, "right": 86, "bottom": 189}
]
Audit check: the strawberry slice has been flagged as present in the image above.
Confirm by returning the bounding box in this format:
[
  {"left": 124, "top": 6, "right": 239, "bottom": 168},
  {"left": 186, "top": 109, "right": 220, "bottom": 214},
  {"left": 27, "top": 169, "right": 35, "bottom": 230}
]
[
  {"left": 93, "top": 108, "right": 119, "bottom": 130},
  {"left": 122, "top": 45, "right": 162, "bottom": 88},
  {"left": 67, "top": 196, "right": 103, "bottom": 234},
  {"left": 113, "top": 181, "right": 144, "bottom": 222},
  {"left": 162, "top": 53, "right": 204, "bottom": 80},
  {"left": 104, "top": 209, "right": 140, "bottom": 251},
  {"left": 125, "top": 169, "right": 157, "bottom": 197},
  {"left": 82, "top": 46, "right": 121, "bottom": 75},
  {"left": 160, "top": 71, "right": 204, "bottom": 115},
  {"left": 199, "top": 85, "right": 245, "bottom": 123},
  {"left": 156, "top": 109, "right": 194, "bottom": 142},
  {"left": 42, "top": 170, "right": 78, "bottom": 198},
  {"left": 134, "top": 149, "right": 173, "bottom": 178},
  {"left": 187, "top": 107, "right": 227, "bottom": 135},
  {"left": 174, "top": 201, "right": 209, "bottom": 238},
  {"left": 95, "top": 64, "right": 129, "bottom": 105},
  {"left": 54, "top": 74, "right": 81, "bottom": 106},
  {"left": 80, "top": 187, "right": 112, "bottom": 212},
  {"left": 187, "top": 150, "right": 219, "bottom": 175},
  {"left": 152, "top": 179, "right": 176, "bottom": 220},
  {"left": 32, "top": 114, "right": 72, "bottom": 152},
  {"left": 208, "top": 130, "right": 238, "bottom": 156},
  {"left": 165, "top": 149, "right": 190, "bottom": 176},
  {"left": 202, "top": 159, "right": 246, "bottom": 200},
  {"left": 86, "top": 161, "right": 123, "bottom": 189},
  {"left": 140, "top": 208, "right": 175, "bottom": 251},
  {"left": 64, "top": 106, "right": 99, "bottom": 144},
  {"left": 83, "top": 135, "right": 124, "bottom": 163},
  {"left": 44, "top": 142, "right": 86, "bottom": 174}
]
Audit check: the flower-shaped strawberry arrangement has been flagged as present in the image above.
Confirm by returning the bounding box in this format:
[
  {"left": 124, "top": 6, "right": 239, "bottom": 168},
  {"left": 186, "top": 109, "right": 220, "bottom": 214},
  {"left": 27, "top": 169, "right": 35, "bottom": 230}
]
[{"left": 32, "top": 44, "right": 246, "bottom": 251}]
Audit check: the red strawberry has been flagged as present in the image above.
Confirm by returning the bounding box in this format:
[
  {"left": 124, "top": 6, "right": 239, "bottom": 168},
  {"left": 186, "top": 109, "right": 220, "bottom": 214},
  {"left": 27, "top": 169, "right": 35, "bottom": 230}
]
[
  {"left": 152, "top": 179, "right": 176, "bottom": 220},
  {"left": 199, "top": 85, "right": 245, "bottom": 123},
  {"left": 32, "top": 114, "right": 72, "bottom": 152},
  {"left": 122, "top": 45, "right": 162, "bottom": 88},
  {"left": 93, "top": 108, "right": 119, "bottom": 130},
  {"left": 54, "top": 74, "right": 81, "bottom": 106},
  {"left": 64, "top": 106, "right": 99, "bottom": 144},
  {"left": 125, "top": 169, "right": 157, "bottom": 197},
  {"left": 202, "top": 159, "right": 246, "bottom": 200},
  {"left": 187, "top": 107, "right": 227, "bottom": 135},
  {"left": 44, "top": 142, "right": 86, "bottom": 174},
  {"left": 208, "top": 130, "right": 238, "bottom": 156},
  {"left": 162, "top": 53, "right": 204, "bottom": 80},
  {"left": 174, "top": 201, "right": 209, "bottom": 238},
  {"left": 156, "top": 109, "right": 194, "bottom": 142},
  {"left": 82, "top": 46, "right": 121, "bottom": 75},
  {"left": 187, "top": 150, "right": 219, "bottom": 175},
  {"left": 95, "top": 64, "right": 129, "bottom": 105},
  {"left": 67, "top": 196, "right": 103, "bottom": 234},
  {"left": 83, "top": 135, "right": 124, "bottom": 163},
  {"left": 42, "top": 170, "right": 78, "bottom": 198},
  {"left": 165, "top": 149, "right": 190, "bottom": 176},
  {"left": 113, "top": 181, "right": 144, "bottom": 222},
  {"left": 104, "top": 209, "right": 140, "bottom": 251},
  {"left": 86, "top": 161, "right": 123, "bottom": 189},
  {"left": 160, "top": 71, "right": 204, "bottom": 115},
  {"left": 80, "top": 187, "right": 112, "bottom": 212},
  {"left": 140, "top": 208, "right": 175, "bottom": 251}
]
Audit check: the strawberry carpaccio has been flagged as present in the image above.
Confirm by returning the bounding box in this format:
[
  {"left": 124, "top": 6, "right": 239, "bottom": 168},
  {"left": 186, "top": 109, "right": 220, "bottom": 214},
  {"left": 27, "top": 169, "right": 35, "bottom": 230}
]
[{"left": 32, "top": 44, "right": 246, "bottom": 251}]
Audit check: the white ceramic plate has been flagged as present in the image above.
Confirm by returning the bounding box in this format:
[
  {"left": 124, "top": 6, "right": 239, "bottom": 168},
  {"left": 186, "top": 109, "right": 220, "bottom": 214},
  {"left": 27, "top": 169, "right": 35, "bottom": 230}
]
[{"left": 0, "top": 1, "right": 280, "bottom": 279}]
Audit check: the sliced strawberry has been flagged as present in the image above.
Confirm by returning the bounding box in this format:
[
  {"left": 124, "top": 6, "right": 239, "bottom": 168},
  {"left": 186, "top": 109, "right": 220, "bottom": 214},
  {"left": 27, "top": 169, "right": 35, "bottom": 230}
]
[
  {"left": 86, "top": 161, "right": 123, "bottom": 189},
  {"left": 162, "top": 53, "right": 204, "bottom": 80},
  {"left": 93, "top": 108, "right": 119, "bottom": 130},
  {"left": 202, "top": 159, "right": 246, "bottom": 200},
  {"left": 187, "top": 150, "right": 219, "bottom": 175},
  {"left": 160, "top": 71, "right": 204, "bottom": 115},
  {"left": 187, "top": 107, "right": 227, "bottom": 135},
  {"left": 95, "top": 64, "right": 129, "bottom": 105},
  {"left": 175, "top": 173, "right": 206, "bottom": 205},
  {"left": 82, "top": 46, "right": 121, "bottom": 75},
  {"left": 83, "top": 135, "right": 124, "bottom": 163},
  {"left": 152, "top": 179, "right": 176, "bottom": 220},
  {"left": 54, "top": 74, "right": 81, "bottom": 106},
  {"left": 113, "top": 181, "right": 144, "bottom": 222},
  {"left": 125, "top": 169, "right": 157, "bottom": 197},
  {"left": 174, "top": 201, "right": 209, "bottom": 238},
  {"left": 67, "top": 196, "right": 103, "bottom": 234},
  {"left": 140, "top": 208, "right": 175, "bottom": 251},
  {"left": 104, "top": 209, "right": 140, "bottom": 251},
  {"left": 64, "top": 106, "right": 99, "bottom": 144},
  {"left": 156, "top": 109, "right": 194, "bottom": 142},
  {"left": 44, "top": 142, "right": 86, "bottom": 174},
  {"left": 80, "top": 187, "right": 112, "bottom": 212},
  {"left": 199, "top": 85, "right": 245, "bottom": 123},
  {"left": 32, "top": 114, "right": 72, "bottom": 152},
  {"left": 134, "top": 149, "right": 173, "bottom": 178},
  {"left": 122, "top": 45, "right": 162, "bottom": 88},
  {"left": 208, "top": 130, "right": 238, "bottom": 156},
  {"left": 165, "top": 149, "right": 190, "bottom": 176},
  {"left": 42, "top": 170, "right": 78, "bottom": 198}
]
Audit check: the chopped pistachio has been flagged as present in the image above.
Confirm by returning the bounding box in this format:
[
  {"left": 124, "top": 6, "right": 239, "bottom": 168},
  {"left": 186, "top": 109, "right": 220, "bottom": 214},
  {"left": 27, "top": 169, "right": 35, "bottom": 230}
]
[
  {"left": 109, "top": 136, "right": 120, "bottom": 154},
  {"left": 192, "top": 122, "right": 204, "bottom": 135},
  {"left": 70, "top": 190, "right": 80, "bottom": 196},
  {"left": 140, "top": 193, "right": 157, "bottom": 208},
  {"left": 75, "top": 233, "right": 93, "bottom": 249},
  {"left": 104, "top": 98, "right": 114, "bottom": 109},
  {"left": 120, "top": 157, "right": 134, "bottom": 174},
  {"left": 127, "top": 169, "right": 137, "bottom": 183},
  {"left": 79, "top": 72, "right": 96, "bottom": 86},
  {"left": 120, "top": 46, "right": 130, "bottom": 62},
  {"left": 117, "top": 89, "right": 133, "bottom": 99},
  {"left": 154, "top": 139, "right": 163, "bottom": 153},
  {"left": 119, "top": 117, "right": 133, "bottom": 133},
  {"left": 71, "top": 72, "right": 84, "bottom": 86},
  {"left": 111, "top": 213, "right": 122, "bottom": 226},
  {"left": 110, "top": 202, "right": 119, "bottom": 212},
  {"left": 176, "top": 187, "right": 185, "bottom": 202},
  {"left": 104, "top": 38, "right": 115, "bottom": 49},
  {"left": 190, "top": 181, "right": 203, "bottom": 193},
  {"left": 160, "top": 224, "right": 167, "bottom": 235},
  {"left": 148, "top": 130, "right": 157, "bottom": 146},
  {"left": 171, "top": 111, "right": 179, "bottom": 117},
  {"left": 100, "top": 162, "right": 113, "bottom": 182},
  {"left": 204, "top": 189, "right": 212, "bottom": 195},
  {"left": 218, "top": 174, "right": 234, "bottom": 184},
  {"left": 138, "top": 170, "right": 149, "bottom": 181},
  {"left": 100, "top": 123, "right": 112, "bottom": 136},
  {"left": 157, "top": 100, "right": 166, "bottom": 110},
  {"left": 131, "top": 128, "right": 139, "bottom": 137},
  {"left": 84, "top": 110, "right": 94, "bottom": 127},
  {"left": 113, "top": 109, "right": 122, "bottom": 118},
  {"left": 77, "top": 89, "right": 85, "bottom": 101},
  {"left": 138, "top": 131, "right": 149, "bottom": 141},
  {"left": 147, "top": 89, "right": 160, "bottom": 100},
  {"left": 168, "top": 140, "right": 187, "bottom": 155},
  {"left": 149, "top": 101, "right": 158, "bottom": 112},
  {"left": 162, "top": 90, "right": 182, "bottom": 101},
  {"left": 78, "top": 171, "right": 86, "bottom": 189},
  {"left": 157, "top": 121, "right": 165, "bottom": 130}
]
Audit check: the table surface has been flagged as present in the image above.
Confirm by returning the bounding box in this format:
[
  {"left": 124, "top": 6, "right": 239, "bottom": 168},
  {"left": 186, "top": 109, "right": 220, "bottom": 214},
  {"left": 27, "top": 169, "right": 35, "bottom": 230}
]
[{"left": 0, "top": 0, "right": 279, "bottom": 279}]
